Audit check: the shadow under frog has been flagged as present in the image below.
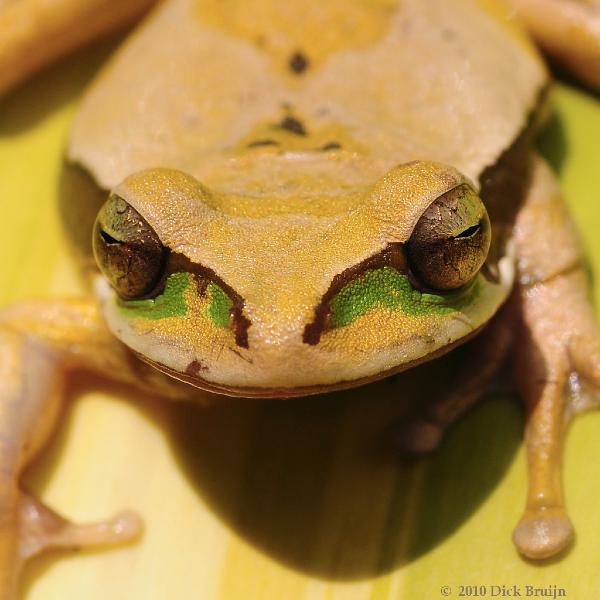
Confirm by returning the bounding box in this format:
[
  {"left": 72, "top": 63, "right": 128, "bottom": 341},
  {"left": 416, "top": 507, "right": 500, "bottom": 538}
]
[
  {"left": 166, "top": 346, "right": 522, "bottom": 579},
  {"left": 22, "top": 343, "right": 522, "bottom": 586}
]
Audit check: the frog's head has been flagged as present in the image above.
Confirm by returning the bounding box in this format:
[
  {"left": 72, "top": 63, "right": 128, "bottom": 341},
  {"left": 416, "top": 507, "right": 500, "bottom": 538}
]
[{"left": 92, "top": 162, "right": 513, "bottom": 397}]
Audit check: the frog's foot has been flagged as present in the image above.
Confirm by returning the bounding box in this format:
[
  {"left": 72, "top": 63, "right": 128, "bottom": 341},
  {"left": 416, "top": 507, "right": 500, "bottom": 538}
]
[
  {"left": 391, "top": 306, "right": 513, "bottom": 456},
  {"left": 19, "top": 489, "right": 141, "bottom": 561},
  {"left": 519, "top": 332, "right": 600, "bottom": 557},
  {"left": 505, "top": 0, "right": 600, "bottom": 91},
  {"left": 513, "top": 508, "right": 573, "bottom": 560},
  {"left": 0, "top": 299, "right": 186, "bottom": 597}
]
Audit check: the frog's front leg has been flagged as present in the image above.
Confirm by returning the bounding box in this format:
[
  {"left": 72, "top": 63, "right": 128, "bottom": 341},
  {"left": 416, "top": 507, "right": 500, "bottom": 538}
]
[
  {"left": 510, "top": 154, "right": 600, "bottom": 559},
  {"left": 0, "top": 297, "right": 185, "bottom": 598}
]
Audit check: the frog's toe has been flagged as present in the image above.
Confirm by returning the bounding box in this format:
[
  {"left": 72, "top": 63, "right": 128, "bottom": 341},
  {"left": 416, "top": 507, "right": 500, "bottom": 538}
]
[
  {"left": 390, "top": 417, "right": 443, "bottom": 455},
  {"left": 20, "top": 489, "right": 143, "bottom": 560},
  {"left": 512, "top": 512, "right": 574, "bottom": 560}
]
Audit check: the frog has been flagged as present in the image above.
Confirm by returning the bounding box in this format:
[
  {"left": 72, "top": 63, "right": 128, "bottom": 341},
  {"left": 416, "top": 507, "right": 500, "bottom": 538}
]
[{"left": 1, "top": 0, "right": 600, "bottom": 596}]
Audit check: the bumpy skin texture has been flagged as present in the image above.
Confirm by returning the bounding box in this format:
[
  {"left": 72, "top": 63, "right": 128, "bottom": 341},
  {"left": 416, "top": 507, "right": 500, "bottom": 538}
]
[
  {"left": 0, "top": 0, "right": 600, "bottom": 596},
  {"left": 95, "top": 163, "right": 512, "bottom": 394}
]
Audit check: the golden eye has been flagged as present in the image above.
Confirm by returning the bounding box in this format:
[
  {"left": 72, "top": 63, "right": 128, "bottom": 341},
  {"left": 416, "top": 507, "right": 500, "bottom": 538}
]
[
  {"left": 406, "top": 184, "right": 491, "bottom": 291},
  {"left": 93, "top": 194, "right": 167, "bottom": 299}
]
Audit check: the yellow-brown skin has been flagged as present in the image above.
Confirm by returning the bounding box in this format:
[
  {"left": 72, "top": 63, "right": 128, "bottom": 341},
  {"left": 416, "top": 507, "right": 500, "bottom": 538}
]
[
  {"left": 71, "top": 0, "right": 543, "bottom": 393},
  {"left": 1, "top": 0, "right": 600, "bottom": 597},
  {"left": 505, "top": 0, "right": 600, "bottom": 90}
]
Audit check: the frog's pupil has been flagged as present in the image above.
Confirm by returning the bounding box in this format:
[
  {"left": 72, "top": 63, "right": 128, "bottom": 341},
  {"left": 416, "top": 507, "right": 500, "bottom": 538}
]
[
  {"left": 454, "top": 222, "right": 482, "bottom": 239},
  {"left": 100, "top": 230, "right": 119, "bottom": 245}
]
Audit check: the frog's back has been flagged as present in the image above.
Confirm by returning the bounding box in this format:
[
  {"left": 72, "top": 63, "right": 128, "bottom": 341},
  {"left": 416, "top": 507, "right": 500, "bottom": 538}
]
[{"left": 68, "top": 0, "right": 548, "bottom": 199}]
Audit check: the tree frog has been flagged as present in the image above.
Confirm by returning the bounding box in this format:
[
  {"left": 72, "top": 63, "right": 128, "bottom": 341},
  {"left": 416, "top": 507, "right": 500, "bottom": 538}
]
[{"left": 1, "top": 0, "right": 600, "bottom": 596}]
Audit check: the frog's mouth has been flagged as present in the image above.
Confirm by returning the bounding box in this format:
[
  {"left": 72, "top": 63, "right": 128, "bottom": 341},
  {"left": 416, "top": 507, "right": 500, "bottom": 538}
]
[{"left": 131, "top": 324, "right": 486, "bottom": 399}]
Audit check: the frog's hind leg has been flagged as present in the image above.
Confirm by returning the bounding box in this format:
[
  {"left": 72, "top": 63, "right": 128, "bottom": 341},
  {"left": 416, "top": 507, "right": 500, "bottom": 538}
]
[
  {"left": 390, "top": 309, "right": 514, "bottom": 455},
  {"left": 0, "top": 298, "right": 185, "bottom": 599},
  {"left": 505, "top": 0, "right": 600, "bottom": 91},
  {"left": 0, "top": 0, "right": 157, "bottom": 97}
]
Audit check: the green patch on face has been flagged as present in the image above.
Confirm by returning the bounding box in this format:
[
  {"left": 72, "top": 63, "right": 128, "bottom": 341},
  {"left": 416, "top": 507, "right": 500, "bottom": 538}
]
[
  {"left": 118, "top": 272, "right": 191, "bottom": 320},
  {"left": 206, "top": 282, "right": 233, "bottom": 327},
  {"left": 329, "top": 267, "right": 477, "bottom": 328},
  {"left": 118, "top": 272, "right": 234, "bottom": 329}
]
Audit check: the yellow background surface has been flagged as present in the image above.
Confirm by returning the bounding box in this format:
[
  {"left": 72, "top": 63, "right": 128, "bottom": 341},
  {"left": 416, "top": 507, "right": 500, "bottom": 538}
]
[{"left": 1, "top": 39, "right": 600, "bottom": 600}]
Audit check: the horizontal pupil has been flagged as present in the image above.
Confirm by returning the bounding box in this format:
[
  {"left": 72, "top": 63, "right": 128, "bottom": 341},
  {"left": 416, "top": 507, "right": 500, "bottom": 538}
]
[
  {"left": 453, "top": 222, "right": 481, "bottom": 239},
  {"left": 100, "top": 229, "right": 120, "bottom": 245}
]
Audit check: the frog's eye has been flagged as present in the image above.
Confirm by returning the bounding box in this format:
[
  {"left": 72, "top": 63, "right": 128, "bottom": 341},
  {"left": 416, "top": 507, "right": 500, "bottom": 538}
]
[
  {"left": 406, "top": 184, "right": 491, "bottom": 291},
  {"left": 93, "top": 194, "right": 167, "bottom": 299}
]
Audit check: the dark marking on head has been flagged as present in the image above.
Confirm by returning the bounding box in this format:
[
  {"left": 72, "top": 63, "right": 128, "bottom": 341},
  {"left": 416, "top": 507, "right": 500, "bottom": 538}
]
[
  {"left": 165, "top": 253, "right": 252, "bottom": 349},
  {"left": 195, "top": 274, "right": 209, "bottom": 297},
  {"left": 234, "top": 313, "right": 252, "bottom": 350},
  {"left": 289, "top": 51, "right": 309, "bottom": 74},
  {"left": 278, "top": 115, "right": 307, "bottom": 136},
  {"left": 303, "top": 244, "right": 408, "bottom": 345},
  {"left": 441, "top": 28, "right": 456, "bottom": 41},
  {"left": 247, "top": 139, "right": 279, "bottom": 148},
  {"left": 321, "top": 141, "right": 342, "bottom": 151},
  {"left": 228, "top": 346, "right": 254, "bottom": 365},
  {"left": 186, "top": 360, "right": 208, "bottom": 376}
]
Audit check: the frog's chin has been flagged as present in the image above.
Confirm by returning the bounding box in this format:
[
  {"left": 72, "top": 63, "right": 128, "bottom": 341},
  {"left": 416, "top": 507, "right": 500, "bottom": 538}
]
[{"left": 131, "top": 326, "right": 485, "bottom": 399}]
